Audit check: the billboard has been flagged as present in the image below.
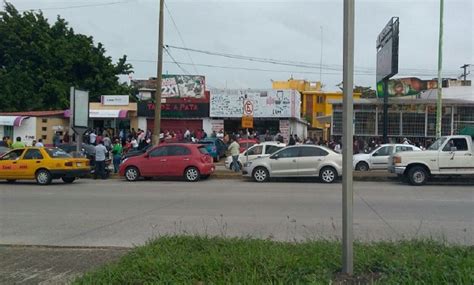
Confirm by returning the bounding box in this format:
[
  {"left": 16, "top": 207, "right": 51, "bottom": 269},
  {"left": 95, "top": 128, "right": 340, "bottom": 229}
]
[
  {"left": 377, "top": 77, "right": 438, "bottom": 97},
  {"left": 73, "top": 89, "right": 89, "bottom": 129},
  {"left": 161, "top": 75, "right": 205, "bottom": 98},
  {"left": 376, "top": 17, "right": 399, "bottom": 82},
  {"left": 210, "top": 90, "right": 300, "bottom": 118}
]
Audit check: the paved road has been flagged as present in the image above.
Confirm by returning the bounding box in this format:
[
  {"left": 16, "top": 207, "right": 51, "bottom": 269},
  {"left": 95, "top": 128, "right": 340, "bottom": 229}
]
[{"left": 0, "top": 179, "right": 472, "bottom": 247}]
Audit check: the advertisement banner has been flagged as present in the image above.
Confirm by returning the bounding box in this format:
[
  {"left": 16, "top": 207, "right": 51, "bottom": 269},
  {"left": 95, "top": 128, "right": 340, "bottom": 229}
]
[
  {"left": 101, "top": 95, "right": 129, "bottom": 106},
  {"left": 210, "top": 90, "right": 301, "bottom": 118},
  {"left": 377, "top": 77, "right": 438, "bottom": 97},
  {"left": 137, "top": 102, "right": 209, "bottom": 118},
  {"left": 161, "top": 75, "right": 205, "bottom": 98}
]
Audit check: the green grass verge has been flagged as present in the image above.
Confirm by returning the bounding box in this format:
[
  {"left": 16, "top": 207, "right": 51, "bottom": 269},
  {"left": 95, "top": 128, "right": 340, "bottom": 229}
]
[{"left": 75, "top": 236, "right": 473, "bottom": 284}]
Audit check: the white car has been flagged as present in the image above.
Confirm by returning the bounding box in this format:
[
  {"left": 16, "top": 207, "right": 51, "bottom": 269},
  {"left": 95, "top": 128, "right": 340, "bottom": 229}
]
[
  {"left": 353, "top": 144, "right": 421, "bottom": 171},
  {"left": 242, "top": 145, "right": 343, "bottom": 183},
  {"left": 225, "top": 141, "right": 285, "bottom": 170}
]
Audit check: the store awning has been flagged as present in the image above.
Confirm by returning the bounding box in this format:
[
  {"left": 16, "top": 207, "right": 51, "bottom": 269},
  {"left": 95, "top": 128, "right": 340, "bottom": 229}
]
[
  {"left": 89, "top": 109, "right": 129, "bottom": 118},
  {"left": 0, "top": 116, "right": 28, "bottom": 126}
]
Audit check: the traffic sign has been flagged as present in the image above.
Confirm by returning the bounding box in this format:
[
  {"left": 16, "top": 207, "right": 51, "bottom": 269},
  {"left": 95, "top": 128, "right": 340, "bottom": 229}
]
[
  {"left": 241, "top": 116, "right": 253, "bottom": 129},
  {"left": 243, "top": 99, "right": 254, "bottom": 116}
]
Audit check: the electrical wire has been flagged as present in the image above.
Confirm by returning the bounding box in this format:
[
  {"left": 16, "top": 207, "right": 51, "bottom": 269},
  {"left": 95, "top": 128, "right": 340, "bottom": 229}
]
[
  {"left": 163, "top": 47, "right": 192, "bottom": 75},
  {"left": 164, "top": 1, "right": 199, "bottom": 75},
  {"left": 19, "top": 1, "right": 132, "bottom": 12},
  {"left": 128, "top": 57, "right": 460, "bottom": 77},
  {"left": 165, "top": 45, "right": 461, "bottom": 75}
]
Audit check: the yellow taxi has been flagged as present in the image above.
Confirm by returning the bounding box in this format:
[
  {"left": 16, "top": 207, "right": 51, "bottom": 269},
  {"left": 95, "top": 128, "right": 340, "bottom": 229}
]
[{"left": 0, "top": 147, "right": 90, "bottom": 185}]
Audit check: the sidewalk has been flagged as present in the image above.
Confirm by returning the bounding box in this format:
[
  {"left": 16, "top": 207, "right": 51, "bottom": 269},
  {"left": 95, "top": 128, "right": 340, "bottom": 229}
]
[{"left": 0, "top": 245, "right": 129, "bottom": 284}]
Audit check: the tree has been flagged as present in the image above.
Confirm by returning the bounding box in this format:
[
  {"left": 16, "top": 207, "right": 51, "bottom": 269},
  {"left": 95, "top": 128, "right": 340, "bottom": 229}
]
[
  {"left": 0, "top": 2, "right": 133, "bottom": 111},
  {"left": 337, "top": 82, "right": 377, "bottom": 98}
]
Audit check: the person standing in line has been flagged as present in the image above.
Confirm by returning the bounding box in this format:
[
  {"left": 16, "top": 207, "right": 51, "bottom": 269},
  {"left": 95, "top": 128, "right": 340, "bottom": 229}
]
[
  {"left": 53, "top": 132, "right": 61, "bottom": 147},
  {"left": 89, "top": 130, "right": 97, "bottom": 145},
  {"left": 0, "top": 137, "right": 8, "bottom": 147},
  {"left": 228, "top": 136, "right": 241, "bottom": 172},
  {"left": 94, "top": 141, "right": 108, "bottom": 179},
  {"left": 103, "top": 134, "right": 112, "bottom": 150},
  {"left": 11, "top": 137, "right": 26, "bottom": 149},
  {"left": 288, "top": 134, "right": 296, "bottom": 146},
  {"left": 36, "top": 139, "right": 44, "bottom": 147},
  {"left": 111, "top": 139, "right": 123, "bottom": 174}
]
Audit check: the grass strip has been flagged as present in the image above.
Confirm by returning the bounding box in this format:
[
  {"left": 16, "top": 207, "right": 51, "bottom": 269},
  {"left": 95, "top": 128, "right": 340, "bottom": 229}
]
[{"left": 75, "top": 236, "right": 473, "bottom": 284}]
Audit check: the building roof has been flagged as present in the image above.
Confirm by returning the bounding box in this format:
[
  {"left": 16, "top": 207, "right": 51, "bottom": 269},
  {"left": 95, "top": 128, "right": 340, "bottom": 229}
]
[{"left": 0, "top": 110, "right": 67, "bottom": 117}]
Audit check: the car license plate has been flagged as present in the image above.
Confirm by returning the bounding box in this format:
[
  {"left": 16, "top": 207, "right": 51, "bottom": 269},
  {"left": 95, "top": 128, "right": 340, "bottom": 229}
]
[{"left": 76, "top": 162, "right": 82, "bottom": 167}]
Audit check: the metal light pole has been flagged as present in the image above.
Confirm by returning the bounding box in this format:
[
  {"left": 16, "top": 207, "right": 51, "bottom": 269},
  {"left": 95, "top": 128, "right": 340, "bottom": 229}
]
[
  {"left": 153, "top": 0, "right": 165, "bottom": 145},
  {"left": 435, "top": 0, "right": 444, "bottom": 138},
  {"left": 342, "top": 0, "right": 354, "bottom": 275}
]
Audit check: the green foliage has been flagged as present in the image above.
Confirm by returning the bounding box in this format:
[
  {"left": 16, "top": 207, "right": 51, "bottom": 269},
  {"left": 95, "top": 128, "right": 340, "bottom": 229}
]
[
  {"left": 0, "top": 2, "right": 133, "bottom": 111},
  {"left": 75, "top": 236, "right": 473, "bottom": 284}
]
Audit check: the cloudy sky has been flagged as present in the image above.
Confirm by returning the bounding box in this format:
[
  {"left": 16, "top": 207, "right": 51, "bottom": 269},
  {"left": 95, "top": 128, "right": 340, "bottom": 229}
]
[{"left": 5, "top": 0, "right": 474, "bottom": 90}]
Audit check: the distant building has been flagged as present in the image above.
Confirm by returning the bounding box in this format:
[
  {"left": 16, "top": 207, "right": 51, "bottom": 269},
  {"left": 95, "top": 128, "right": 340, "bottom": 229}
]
[{"left": 272, "top": 78, "right": 362, "bottom": 141}]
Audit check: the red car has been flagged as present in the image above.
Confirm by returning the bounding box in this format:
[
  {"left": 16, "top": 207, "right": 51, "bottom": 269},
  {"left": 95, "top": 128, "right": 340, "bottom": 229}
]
[
  {"left": 119, "top": 143, "right": 214, "bottom": 182},
  {"left": 238, "top": 138, "right": 258, "bottom": 153}
]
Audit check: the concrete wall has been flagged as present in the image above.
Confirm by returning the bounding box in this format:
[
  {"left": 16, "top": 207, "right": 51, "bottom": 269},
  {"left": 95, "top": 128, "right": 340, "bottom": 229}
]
[
  {"left": 14, "top": 117, "right": 36, "bottom": 146},
  {"left": 35, "top": 117, "right": 69, "bottom": 145},
  {"left": 137, "top": 117, "right": 147, "bottom": 131}
]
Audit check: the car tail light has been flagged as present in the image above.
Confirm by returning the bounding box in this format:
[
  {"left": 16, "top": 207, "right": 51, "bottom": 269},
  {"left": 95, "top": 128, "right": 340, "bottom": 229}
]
[
  {"left": 393, "top": 156, "right": 401, "bottom": 164},
  {"left": 65, "top": 161, "right": 73, "bottom": 167}
]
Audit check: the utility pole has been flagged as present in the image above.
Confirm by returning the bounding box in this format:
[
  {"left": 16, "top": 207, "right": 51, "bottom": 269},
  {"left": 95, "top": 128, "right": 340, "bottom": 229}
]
[
  {"left": 342, "top": 0, "right": 354, "bottom": 275},
  {"left": 435, "top": 0, "right": 444, "bottom": 138},
  {"left": 460, "top": 64, "right": 469, "bottom": 84},
  {"left": 153, "top": 0, "right": 165, "bottom": 145},
  {"left": 320, "top": 25, "right": 323, "bottom": 84}
]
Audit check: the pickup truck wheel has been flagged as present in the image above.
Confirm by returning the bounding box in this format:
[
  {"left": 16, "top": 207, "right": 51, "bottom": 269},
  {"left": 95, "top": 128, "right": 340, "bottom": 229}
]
[
  {"left": 408, "top": 166, "right": 428, "bottom": 186},
  {"left": 355, "top": 162, "right": 369, "bottom": 171}
]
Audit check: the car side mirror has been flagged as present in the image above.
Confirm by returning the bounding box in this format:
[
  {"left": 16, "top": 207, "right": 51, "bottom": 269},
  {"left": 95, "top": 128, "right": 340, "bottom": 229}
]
[
  {"left": 144, "top": 153, "right": 150, "bottom": 158},
  {"left": 372, "top": 153, "right": 378, "bottom": 157},
  {"left": 271, "top": 154, "right": 279, "bottom": 160}
]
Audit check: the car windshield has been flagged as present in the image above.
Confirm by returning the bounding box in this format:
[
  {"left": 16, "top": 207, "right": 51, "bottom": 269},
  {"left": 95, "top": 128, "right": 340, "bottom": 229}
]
[
  {"left": 427, "top": 137, "right": 448, "bottom": 151},
  {"left": 45, "top": 148, "right": 72, "bottom": 158}
]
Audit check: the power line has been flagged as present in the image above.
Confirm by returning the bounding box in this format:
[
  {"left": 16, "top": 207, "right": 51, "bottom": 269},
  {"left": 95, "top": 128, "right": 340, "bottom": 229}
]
[
  {"left": 163, "top": 47, "right": 192, "bottom": 75},
  {"left": 165, "top": 45, "right": 461, "bottom": 75},
  {"left": 127, "top": 57, "right": 459, "bottom": 77},
  {"left": 19, "top": 1, "right": 132, "bottom": 12},
  {"left": 164, "top": 1, "right": 199, "bottom": 74}
]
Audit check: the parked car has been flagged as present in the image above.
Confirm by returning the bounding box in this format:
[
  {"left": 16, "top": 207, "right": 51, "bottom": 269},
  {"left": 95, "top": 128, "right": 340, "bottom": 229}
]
[
  {"left": 119, "top": 143, "right": 215, "bottom": 182},
  {"left": 0, "top": 147, "right": 90, "bottom": 185},
  {"left": 0, "top": 146, "right": 9, "bottom": 156},
  {"left": 198, "top": 138, "right": 227, "bottom": 162},
  {"left": 225, "top": 141, "right": 285, "bottom": 170},
  {"left": 390, "top": 135, "right": 474, "bottom": 186},
  {"left": 237, "top": 138, "right": 259, "bottom": 153},
  {"left": 242, "top": 145, "right": 342, "bottom": 183},
  {"left": 353, "top": 144, "right": 422, "bottom": 171}
]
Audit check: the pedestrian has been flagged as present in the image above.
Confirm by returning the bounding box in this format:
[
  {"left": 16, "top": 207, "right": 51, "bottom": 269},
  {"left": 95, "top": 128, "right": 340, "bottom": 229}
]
[
  {"left": 334, "top": 141, "right": 342, "bottom": 153},
  {"left": 0, "top": 136, "right": 8, "bottom": 147},
  {"left": 103, "top": 134, "right": 112, "bottom": 150},
  {"left": 94, "top": 141, "right": 108, "bottom": 179},
  {"left": 89, "top": 130, "right": 97, "bottom": 145},
  {"left": 131, "top": 137, "right": 139, "bottom": 150},
  {"left": 32, "top": 140, "right": 37, "bottom": 146},
  {"left": 63, "top": 131, "right": 70, "bottom": 143},
  {"left": 184, "top": 128, "right": 191, "bottom": 141},
  {"left": 36, "top": 139, "right": 44, "bottom": 147},
  {"left": 111, "top": 139, "right": 123, "bottom": 174},
  {"left": 228, "top": 136, "right": 241, "bottom": 172},
  {"left": 53, "top": 132, "right": 61, "bottom": 147},
  {"left": 11, "top": 137, "right": 26, "bottom": 149},
  {"left": 403, "top": 137, "right": 410, "bottom": 145},
  {"left": 288, "top": 134, "right": 296, "bottom": 146}
]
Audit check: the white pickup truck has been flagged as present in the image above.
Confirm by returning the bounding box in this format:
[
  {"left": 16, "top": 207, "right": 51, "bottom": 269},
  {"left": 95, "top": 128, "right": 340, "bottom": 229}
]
[{"left": 390, "top": 135, "right": 474, "bottom": 185}]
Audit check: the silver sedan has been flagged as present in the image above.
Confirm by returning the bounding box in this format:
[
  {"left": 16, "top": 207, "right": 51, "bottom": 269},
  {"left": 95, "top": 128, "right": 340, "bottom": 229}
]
[{"left": 242, "top": 145, "right": 343, "bottom": 183}]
